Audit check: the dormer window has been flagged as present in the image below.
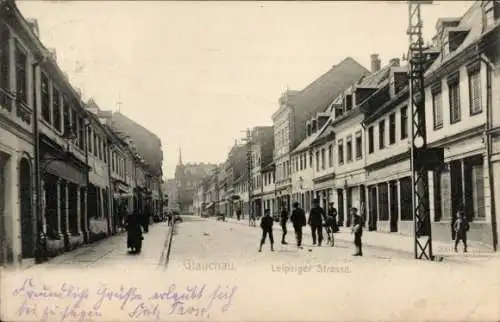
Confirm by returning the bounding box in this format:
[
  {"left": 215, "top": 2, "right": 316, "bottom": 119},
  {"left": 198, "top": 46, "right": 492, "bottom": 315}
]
[
  {"left": 306, "top": 121, "right": 311, "bottom": 136},
  {"left": 344, "top": 94, "right": 353, "bottom": 112},
  {"left": 311, "top": 119, "right": 317, "bottom": 133},
  {"left": 484, "top": 1, "right": 500, "bottom": 27}
]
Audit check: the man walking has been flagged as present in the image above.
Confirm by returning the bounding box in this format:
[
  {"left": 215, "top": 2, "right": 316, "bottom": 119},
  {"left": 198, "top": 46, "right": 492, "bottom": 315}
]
[
  {"left": 258, "top": 209, "right": 274, "bottom": 252},
  {"left": 351, "top": 207, "right": 363, "bottom": 256},
  {"left": 280, "top": 201, "right": 289, "bottom": 244},
  {"left": 308, "top": 199, "right": 325, "bottom": 246},
  {"left": 290, "top": 202, "right": 306, "bottom": 248}
]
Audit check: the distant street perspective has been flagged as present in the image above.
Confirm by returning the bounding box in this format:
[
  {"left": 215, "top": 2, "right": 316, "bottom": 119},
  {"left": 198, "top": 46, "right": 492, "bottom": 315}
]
[{"left": 1, "top": 0, "right": 500, "bottom": 321}]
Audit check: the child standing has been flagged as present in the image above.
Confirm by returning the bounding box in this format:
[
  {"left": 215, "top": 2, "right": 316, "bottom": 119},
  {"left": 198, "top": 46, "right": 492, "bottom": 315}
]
[
  {"left": 259, "top": 209, "right": 274, "bottom": 252},
  {"left": 454, "top": 211, "right": 469, "bottom": 253},
  {"left": 351, "top": 207, "right": 363, "bottom": 256}
]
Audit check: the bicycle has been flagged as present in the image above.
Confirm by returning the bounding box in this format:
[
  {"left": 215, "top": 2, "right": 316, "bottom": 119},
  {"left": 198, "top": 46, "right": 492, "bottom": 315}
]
[{"left": 324, "top": 217, "right": 337, "bottom": 247}]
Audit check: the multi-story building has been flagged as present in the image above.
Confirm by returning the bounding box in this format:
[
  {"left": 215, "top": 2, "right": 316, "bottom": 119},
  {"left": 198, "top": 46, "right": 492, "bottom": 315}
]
[
  {"left": 85, "top": 104, "right": 113, "bottom": 241},
  {"left": 109, "top": 111, "right": 163, "bottom": 215},
  {"left": 361, "top": 1, "right": 499, "bottom": 249},
  {"left": 174, "top": 150, "right": 217, "bottom": 213},
  {"left": 290, "top": 110, "right": 330, "bottom": 214},
  {"left": 272, "top": 57, "right": 370, "bottom": 213},
  {"left": 485, "top": 1, "right": 500, "bottom": 249},
  {"left": 226, "top": 142, "right": 248, "bottom": 217},
  {"left": 331, "top": 55, "right": 394, "bottom": 227},
  {"left": 162, "top": 178, "right": 177, "bottom": 210},
  {"left": 0, "top": 4, "right": 45, "bottom": 265},
  {"left": 261, "top": 163, "right": 276, "bottom": 216},
  {"left": 249, "top": 126, "right": 274, "bottom": 217}
]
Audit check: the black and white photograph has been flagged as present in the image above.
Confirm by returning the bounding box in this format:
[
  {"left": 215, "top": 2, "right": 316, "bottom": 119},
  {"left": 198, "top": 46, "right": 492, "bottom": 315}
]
[{"left": 0, "top": 0, "right": 499, "bottom": 320}]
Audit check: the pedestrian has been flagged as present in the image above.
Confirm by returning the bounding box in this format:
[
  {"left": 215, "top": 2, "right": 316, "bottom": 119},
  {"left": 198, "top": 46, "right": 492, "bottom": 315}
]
[
  {"left": 454, "top": 210, "right": 469, "bottom": 253},
  {"left": 326, "top": 202, "right": 339, "bottom": 246},
  {"left": 280, "top": 201, "right": 289, "bottom": 244},
  {"left": 258, "top": 208, "right": 274, "bottom": 252},
  {"left": 308, "top": 198, "right": 325, "bottom": 246},
  {"left": 351, "top": 207, "right": 363, "bottom": 256},
  {"left": 290, "top": 201, "right": 306, "bottom": 248}
]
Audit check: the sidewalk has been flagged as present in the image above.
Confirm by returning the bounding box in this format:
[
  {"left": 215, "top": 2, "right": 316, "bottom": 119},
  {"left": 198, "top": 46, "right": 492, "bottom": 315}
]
[{"left": 219, "top": 217, "right": 495, "bottom": 263}]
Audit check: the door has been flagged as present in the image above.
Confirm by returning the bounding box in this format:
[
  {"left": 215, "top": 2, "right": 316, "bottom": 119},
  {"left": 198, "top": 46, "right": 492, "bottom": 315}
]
[
  {"left": 19, "top": 158, "right": 34, "bottom": 259},
  {"left": 389, "top": 181, "right": 398, "bottom": 232},
  {"left": 346, "top": 188, "right": 352, "bottom": 227},
  {"left": 369, "top": 186, "right": 378, "bottom": 231},
  {"left": 337, "top": 189, "right": 344, "bottom": 226}
]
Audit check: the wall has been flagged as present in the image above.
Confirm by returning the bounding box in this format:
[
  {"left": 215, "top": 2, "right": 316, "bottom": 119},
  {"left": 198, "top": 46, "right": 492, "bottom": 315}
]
[
  {"left": 334, "top": 113, "right": 366, "bottom": 183},
  {"left": 425, "top": 63, "right": 488, "bottom": 145},
  {"left": 365, "top": 99, "right": 410, "bottom": 167}
]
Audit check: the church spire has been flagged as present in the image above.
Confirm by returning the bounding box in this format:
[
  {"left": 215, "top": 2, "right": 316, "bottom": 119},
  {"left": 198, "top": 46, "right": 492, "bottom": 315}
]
[{"left": 178, "top": 147, "right": 183, "bottom": 165}]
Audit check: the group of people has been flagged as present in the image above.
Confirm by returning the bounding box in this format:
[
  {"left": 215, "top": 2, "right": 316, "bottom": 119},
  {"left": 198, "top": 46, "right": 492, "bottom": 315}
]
[{"left": 258, "top": 198, "right": 364, "bottom": 256}]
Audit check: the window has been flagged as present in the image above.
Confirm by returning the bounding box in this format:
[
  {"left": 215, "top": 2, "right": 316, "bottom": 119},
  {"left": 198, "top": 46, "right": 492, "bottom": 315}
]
[
  {"left": 299, "top": 153, "right": 303, "bottom": 170},
  {"left": 62, "top": 96, "right": 70, "bottom": 135},
  {"left": 321, "top": 148, "right": 326, "bottom": 170},
  {"left": 379, "top": 120, "right": 385, "bottom": 149},
  {"left": 78, "top": 117, "right": 84, "bottom": 149},
  {"left": 316, "top": 150, "right": 320, "bottom": 171},
  {"left": 389, "top": 113, "right": 396, "bottom": 144},
  {"left": 103, "top": 141, "right": 108, "bottom": 163},
  {"left": 41, "top": 72, "right": 50, "bottom": 122},
  {"left": 448, "top": 74, "right": 461, "bottom": 123},
  {"left": 0, "top": 25, "right": 9, "bottom": 92},
  {"left": 368, "top": 126, "right": 374, "bottom": 154},
  {"left": 309, "top": 151, "right": 313, "bottom": 168},
  {"left": 338, "top": 139, "right": 344, "bottom": 165},
  {"left": 93, "top": 133, "right": 98, "bottom": 156},
  {"left": 304, "top": 153, "right": 307, "bottom": 168},
  {"left": 400, "top": 106, "right": 408, "bottom": 139},
  {"left": 355, "top": 131, "right": 362, "bottom": 159},
  {"left": 52, "top": 86, "right": 62, "bottom": 132},
  {"left": 346, "top": 136, "right": 353, "bottom": 162},
  {"left": 345, "top": 94, "right": 353, "bottom": 111},
  {"left": 468, "top": 63, "right": 481, "bottom": 115},
  {"left": 88, "top": 128, "right": 92, "bottom": 153},
  {"left": 15, "top": 45, "right": 27, "bottom": 105},
  {"left": 328, "top": 144, "right": 333, "bottom": 167},
  {"left": 432, "top": 87, "right": 443, "bottom": 129}
]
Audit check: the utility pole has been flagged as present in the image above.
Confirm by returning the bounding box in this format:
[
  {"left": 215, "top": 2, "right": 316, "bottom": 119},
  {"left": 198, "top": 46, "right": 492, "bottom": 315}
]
[
  {"left": 243, "top": 129, "right": 254, "bottom": 226},
  {"left": 407, "top": 0, "right": 443, "bottom": 260}
]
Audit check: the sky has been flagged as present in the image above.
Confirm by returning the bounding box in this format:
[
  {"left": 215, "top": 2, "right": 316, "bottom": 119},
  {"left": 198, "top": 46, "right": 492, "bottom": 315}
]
[{"left": 17, "top": 1, "right": 472, "bottom": 179}]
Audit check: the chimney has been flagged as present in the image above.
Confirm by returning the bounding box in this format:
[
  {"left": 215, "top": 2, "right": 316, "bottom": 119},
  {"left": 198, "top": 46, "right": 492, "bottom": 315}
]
[
  {"left": 48, "top": 48, "right": 57, "bottom": 62},
  {"left": 26, "top": 18, "right": 39, "bottom": 37},
  {"left": 370, "top": 53, "right": 381, "bottom": 73},
  {"left": 389, "top": 58, "right": 400, "bottom": 67}
]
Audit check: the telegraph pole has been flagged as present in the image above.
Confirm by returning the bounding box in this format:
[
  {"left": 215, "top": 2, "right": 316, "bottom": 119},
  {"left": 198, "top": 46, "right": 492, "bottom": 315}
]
[
  {"left": 407, "top": 0, "right": 443, "bottom": 260},
  {"left": 243, "top": 129, "right": 254, "bottom": 226}
]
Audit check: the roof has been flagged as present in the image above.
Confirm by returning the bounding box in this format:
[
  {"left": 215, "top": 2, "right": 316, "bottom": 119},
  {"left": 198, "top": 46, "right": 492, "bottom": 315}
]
[
  {"left": 292, "top": 118, "right": 331, "bottom": 154},
  {"left": 357, "top": 65, "right": 392, "bottom": 89},
  {"left": 424, "top": 2, "right": 484, "bottom": 77},
  {"left": 292, "top": 57, "right": 371, "bottom": 115}
]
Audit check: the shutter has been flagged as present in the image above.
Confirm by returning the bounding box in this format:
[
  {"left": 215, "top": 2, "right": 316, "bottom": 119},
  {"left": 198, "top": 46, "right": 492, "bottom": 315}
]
[
  {"left": 440, "top": 169, "right": 451, "bottom": 219},
  {"left": 472, "top": 164, "right": 485, "bottom": 219}
]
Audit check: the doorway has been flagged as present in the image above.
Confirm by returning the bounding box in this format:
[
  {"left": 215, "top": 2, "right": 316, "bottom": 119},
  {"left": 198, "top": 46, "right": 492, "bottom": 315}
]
[
  {"left": 19, "top": 157, "right": 34, "bottom": 259},
  {"left": 369, "top": 186, "right": 378, "bottom": 231},
  {"left": 336, "top": 189, "right": 344, "bottom": 226},
  {"left": 389, "top": 181, "right": 398, "bottom": 232}
]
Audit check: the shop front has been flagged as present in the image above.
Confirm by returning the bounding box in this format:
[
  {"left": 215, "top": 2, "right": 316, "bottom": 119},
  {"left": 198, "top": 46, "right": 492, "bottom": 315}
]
[{"left": 40, "top": 134, "right": 89, "bottom": 256}]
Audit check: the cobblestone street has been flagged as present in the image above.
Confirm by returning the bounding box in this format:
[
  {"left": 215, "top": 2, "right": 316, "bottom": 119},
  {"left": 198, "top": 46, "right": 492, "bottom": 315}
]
[{"left": 2, "top": 217, "right": 498, "bottom": 321}]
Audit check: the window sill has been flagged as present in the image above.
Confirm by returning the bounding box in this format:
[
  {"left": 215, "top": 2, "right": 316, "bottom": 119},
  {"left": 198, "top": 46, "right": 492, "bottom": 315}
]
[
  {"left": 470, "top": 109, "right": 482, "bottom": 117},
  {"left": 450, "top": 119, "right": 461, "bottom": 125},
  {"left": 433, "top": 124, "right": 443, "bottom": 130}
]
